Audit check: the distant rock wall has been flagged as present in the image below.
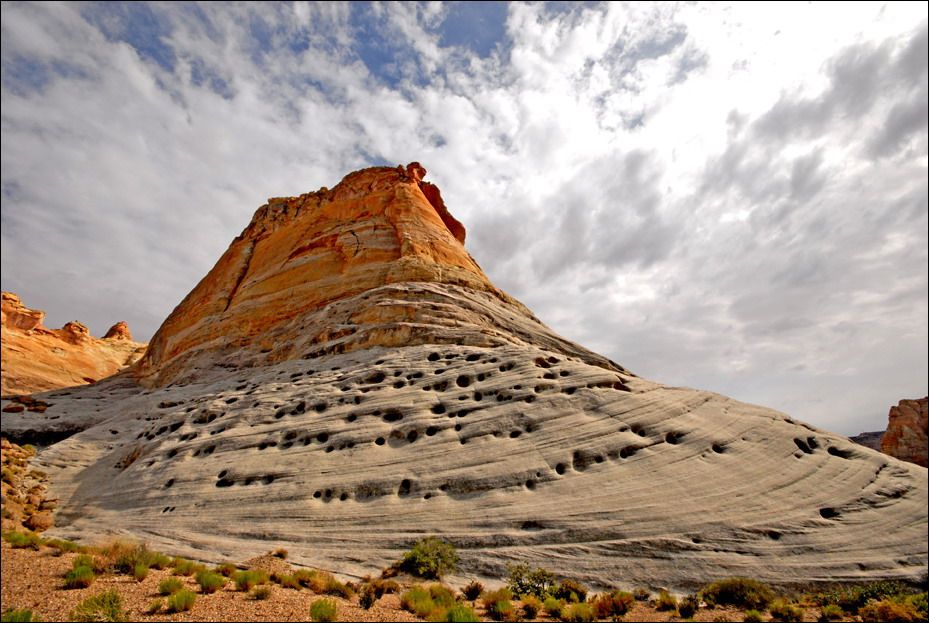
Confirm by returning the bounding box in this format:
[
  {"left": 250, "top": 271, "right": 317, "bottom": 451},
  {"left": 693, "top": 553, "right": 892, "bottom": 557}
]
[
  {"left": 1, "top": 292, "right": 146, "bottom": 395},
  {"left": 849, "top": 430, "right": 884, "bottom": 452},
  {"left": 881, "top": 397, "right": 928, "bottom": 467}
]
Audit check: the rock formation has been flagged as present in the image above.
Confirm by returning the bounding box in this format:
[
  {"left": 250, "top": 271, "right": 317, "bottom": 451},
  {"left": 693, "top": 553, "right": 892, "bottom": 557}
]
[
  {"left": 881, "top": 398, "right": 928, "bottom": 468},
  {"left": 1, "top": 292, "right": 146, "bottom": 395},
  {"left": 849, "top": 430, "right": 884, "bottom": 452},
  {"left": 1, "top": 164, "right": 925, "bottom": 591}
]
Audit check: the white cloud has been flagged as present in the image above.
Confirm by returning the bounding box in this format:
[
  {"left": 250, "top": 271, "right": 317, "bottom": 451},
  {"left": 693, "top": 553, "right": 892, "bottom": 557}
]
[{"left": 1, "top": 2, "right": 925, "bottom": 435}]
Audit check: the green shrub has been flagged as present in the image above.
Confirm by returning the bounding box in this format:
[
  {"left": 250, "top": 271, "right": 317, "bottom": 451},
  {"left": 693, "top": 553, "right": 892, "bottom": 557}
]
[
  {"left": 443, "top": 604, "right": 481, "bottom": 622},
  {"left": 462, "top": 580, "right": 484, "bottom": 601},
  {"left": 769, "top": 598, "right": 803, "bottom": 622},
  {"left": 45, "top": 538, "right": 83, "bottom": 554},
  {"left": 132, "top": 562, "right": 149, "bottom": 582},
  {"left": 591, "top": 591, "right": 634, "bottom": 618},
  {"left": 325, "top": 577, "right": 354, "bottom": 599},
  {"left": 70, "top": 590, "right": 126, "bottom": 622},
  {"left": 171, "top": 557, "right": 205, "bottom": 576},
  {"left": 195, "top": 570, "right": 227, "bottom": 594},
  {"left": 64, "top": 566, "right": 95, "bottom": 589},
  {"left": 506, "top": 562, "right": 555, "bottom": 600},
  {"left": 310, "top": 598, "right": 338, "bottom": 622},
  {"left": 656, "top": 589, "right": 678, "bottom": 612},
  {"left": 158, "top": 577, "right": 184, "bottom": 595},
  {"left": 553, "top": 578, "right": 588, "bottom": 603},
  {"left": 214, "top": 562, "right": 239, "bottom": 577},
  {"left": 251, "top": 585, "right": 272, "bottom": 600},
  {"left": 700, "top": 578, "right": 775, "bottom": 610},
  {"left": 816, "top": 581, "right": 913, "bottom": 614},
  {"left": 402, "top": 586, "right": 439, "bottom": 618},
  {"left": 678, "top": 594, "right": 699, "bottom": 619},
  {"left": 109, "top": 542, "right": 160, "bottom": 575},
  {"left": 908, "top": 592, "right": 928, "bottom": 619},
  {"left": 633, "top": 587, "right": 651, "bottom": 601},
  {"left": 544, "top": 596, "right": 566, "bottom": 617},
  {"left": 400, "top": 537, "right": 459, "bottom": 580},
  {"left": 818, "top": 603, "right": 844, "bottom": 621},
  {"left": 360, "top": 584, "right": 378, "bottom": 609},
  {"left": 148, "top": 552, "right": 172, "bottom": 570},
  {"left": 145, "top": 599, "right": 163, "bottom": 615},
  {"left": 1, "top": 610, "right": 33, "bottom": 622},
  {"left": 233, "top": 569, "right": 269, "bottom": 591},
  {"left": 521, "top": 595, "right": 542, "bottom": 619},
  {"left": 275, "top": 573, "right": 301, "bottom": 590},
  {"left": 429, "top": 584, "right": 458, "bottom": 608},
  {"left": 482, "top": 587, "right": 515, "bottom": 621},
  {"left": 273, "top": 548, "right": 289, "bottom": 559},
  {"left": 294, "top": 569, "right": 318, "bottom": 587},
  {"left": 743, "top": 610, "right": 764, "bottom": 623},
  {"left": 561, "top": 601, "right": 594, "bottom": 622},
  {"left": 166, "top": 589, "right": 196, "bottom": 613},
  {"left": 2, "top": 531, "right": 41, "bottom": 550}
]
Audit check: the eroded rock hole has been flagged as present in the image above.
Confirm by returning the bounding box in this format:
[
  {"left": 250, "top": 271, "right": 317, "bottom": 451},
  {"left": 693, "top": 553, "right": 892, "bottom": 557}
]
[
  {"left": 820, "top": 507, "right": 840, "bottom": 519},
  {"left": 431, "top": 403, "right": 446, "bottom": 414},
  {"left": 456, "top": 375, "right": 472, "bottom": 388},
  {"left": 383, "top": 409, "right": 403, "bottom": 423},
  {"left": 794, "top": 438, "right": 814, "bottom": 454},
  {"left": 665, "top": 431, "right": 684, "bottom": 445},
  {"left": 827, "top": 446, "right": 855, "bottom": 459},
  {"left": 711, "top": 443, "right": 726, "bottom": 454},
  {"left": 398, "top": 479, "right": 412, "bottom": 496}
]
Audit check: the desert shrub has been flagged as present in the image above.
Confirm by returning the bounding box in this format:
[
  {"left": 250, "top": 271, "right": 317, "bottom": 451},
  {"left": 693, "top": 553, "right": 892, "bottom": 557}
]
[
  {"left": 429, "top": 584, "right": 458, "bottom": 608},
  {"left": 166, "top": 589, "right": 196, "bottom": 613},
  {"left": 858, "top": 599, "right": 922, "bottom": 622},
  {"left": 402, "top": 586, "right": 439, "bottom": 618},
  {"left": 64, "top": 566, "right": 95, "bottom": 589},
  {"left": 272, "top": 547, "right": 288, "bottom": 559},
  {"left": 148, "top": 552, "right": 171, "bottom": 569},
  {"left": 591, "top": 590, "right": 635, "bottom": 618},
  {"left": 195, "top": 570, "right": 227, "bottom": 594},
  {"left": 171, "top": 557, "right": 205, "bottom": 576},
  {"left": 251, "top": 586, "right": 272, "bottom": 600},
  {"left": 233, "top": 569, "right": 269, "bottom": 591},
  {"left": 561, "top": 601, "right": 595, "bottom": 622},
  {"left": 70, "top": 590, "right": 126, "bottom": 622},
  {"left": 633, "top": 586, "right": 651, "bottom": 601},
  {"left": 309, "top": 571, "right": 334, "bottom": 593},
  {"left": 133, "top": 563, "right": 149, "bottom": 582},
  {"left": 818, "top": 603, "right": 844, "bottom": 621},
  {"left": 360, "top": 584, "right": 378, "bottom": 609},
  {"left": 743, "top": 610, "right": 764, "bottom": 623},
  {"left": 816, "top": 581, "right": 913, "bottom": 614},
  {"left": 908, "top": 592, "right": 928, "bottom": 619},
  {"left": 214, "top": 562, "right": 238, "bottom": 577},
  {"left": 544, "top": 596, "right": 566, "bottom": 617},
  {"left": 400, "top": 537, "right": 459, "bottom": 579},
  {"left": 370, "top": 578, "right": 400, "bottom": 595},
  {"left": 158, "top": 577, "right": 184, "bottom": 595},
  {"left": 324, "top": 577, "right": 354, "bottom": 599},
  {"left": 521, "top": 595, "right": 542, "bottom": 619},
  {"left": 553, "top": 578, "right": 588, "bottom": 603},
  {"left": 145, "top": 599, "right": 163, "bottom": 615},
  {"left": 700, "top": 578, "right": 775, "bottom": 610},
  {"left": 443, "top": 604, "right": 481, "bottom": 622},
  {"left": 106, "top": 541, "right": 158, "bottom": 574},
  {"left": 678, "top": 594, "right": 699, "bottom": 618},
  {"left": 310, "top": 598, "right": 338, "bottom": 622},
  {"left": 462, "top": 580, "right": 484, "bottom": 601},
  {"left": 275, "top": 574, "right": 301, "bottom": 590},
  {"left": 506, "top": 562, "right": 555, "bottom": 600},
  {"left": 656, "top": 589, "right": 678, "bottom": 612},
  {"left": 769, "top": 599, "right": 803, "bottom": 622},
  {"left": 482, "top": 587, "right": 515, "bottom": 621},
  {"left": 1, "top": 610, "right": 33, "bottom": 622},
  {"left": 3, "top": 531, "right": 41, "bottom": 550},
  {"left": 294, "top": 569, "right": 318, "bottom": 587}
]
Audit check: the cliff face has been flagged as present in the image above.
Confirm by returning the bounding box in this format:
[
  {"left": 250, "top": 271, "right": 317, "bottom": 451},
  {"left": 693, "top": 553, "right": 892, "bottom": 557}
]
[
  {"left": 881, "top": 397, "right": 928, "bottom": 467},
  {"left": 135, "top": 163, "right": 620, "bottom": 387},
  {"left": 1, "top": 292, "right": 146, "bottom": 395},
  {"left": 1, "top": 163, "right": 925, "bottom": 590}
]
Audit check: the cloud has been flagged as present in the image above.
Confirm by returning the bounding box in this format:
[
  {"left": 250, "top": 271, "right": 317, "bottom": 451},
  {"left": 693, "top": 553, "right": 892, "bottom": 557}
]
[{"left": 1, "top": 3, "right": 926, "bottom": 436}]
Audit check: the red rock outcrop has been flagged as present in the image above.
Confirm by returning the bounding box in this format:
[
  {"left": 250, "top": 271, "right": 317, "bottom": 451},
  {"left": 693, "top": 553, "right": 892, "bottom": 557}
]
[
  {"left": 1, "top": 292, "right": 147, "bottom": 395},
  {"left": 881, "top": 397, "right": 928, "bottom": 467},
  {"left": 135, "top": 163, "right": 619, "bottom": 387}
]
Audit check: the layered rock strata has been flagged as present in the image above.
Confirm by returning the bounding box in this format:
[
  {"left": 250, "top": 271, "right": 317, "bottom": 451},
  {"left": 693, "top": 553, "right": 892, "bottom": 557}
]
[
  {"left": 881, "top": 397, "right": 928, "bottom": 468},
  {"left": 1, "top": 164, "right": 925, "bottom": 591},
  {"left": 1, "top": 292, "right": 146, "bottom": 395}
]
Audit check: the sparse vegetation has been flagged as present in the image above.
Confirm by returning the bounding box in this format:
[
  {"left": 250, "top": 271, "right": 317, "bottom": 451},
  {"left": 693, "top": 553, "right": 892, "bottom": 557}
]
[
  {"left": 275, "top": 573, "right": 302, "bottom": 590},
  {"left": 251, "top": 585, "right": 272, "bottom": 600},
  {"left": 561, "top": 601, "right": 595, "bottom": 622},
  {"left": 1, "top": 610, "right": 33, "bottom": 623},
  {"left": 743, "top": 610, "right": 764, "bottom": 623},
  {"left": 678, "top": 594, "right": 699, "bottom": 618},
  {"left": 553, "top": 578, "right": 588, "bottom": 603},
  {"left": 858, "top": 598, "right": 923, "bottom": 622},
  {"left": 145, "top": 599, "right": 163, "bottom": 615},
  {"left": 2, "top": 530, "right": 41, "bottom": 550},
  {"left": 399, "top": 537, "right": 459, "bottom": 580},
  {"left": 310, "top": 598, "right": 338, "bottom": 622},
  {"left": 132, "top": 562, "right": 148, "bottom": 582},
  {"left": 522, "top": 594, "right": 542, "bottom": 619},
  {"left": 818, "top": 603, "right": 844, "bottom": 621},
  {"left": 215, "top": 562, "right": 239, "bottom": 577},
  {"left": 633, "top": 586, "right": 651, "bottom": 601},
  {"left": 70, "top": 590, "right": 126, "bottom": 622},
  {"left": 64, "top": 565, "right": 95, "bottom": 589},
  {"left": 592, "top": 590, "right": 634, "bottom": 618},
  {"left": 700, "top": 577, "right": 775, "bottom": 610},
  {"left": 195, "top": 570, "right": 227, "bottom": 594},
  {"left": 166, "top": 588, "right": 197, "bottom": 613},
  {"left": 544, "top": 596, "right": 566, "bottom": 618},
  {"left": 481, "top": 587, "right": 515, "bottom": 621},
  {"left": 171, "top": 557, "right": 205, "bottom": 576},
  {"left": 273, "top": 548, "right": 289, "bottom": 559},
  {"left": 769, "top": 598, "right": 803, "bottom": 621},
  {"left": 656, "top": 589, "right": 678, "bottom": 612},
  {"left": 158, "top": 577, "right": 184, "bottom": 595},
  {"left": 233, "top": 569, "right": 270, "bottom": 591},
  {"left": 443, "top": 604, "right": 481, "bottom": 622}
]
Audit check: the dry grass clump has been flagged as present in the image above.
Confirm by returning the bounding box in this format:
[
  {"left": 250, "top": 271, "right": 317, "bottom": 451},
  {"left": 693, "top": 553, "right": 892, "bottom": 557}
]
[
  {"left": 195, "top": 570, "right": 227, "bottom": 594},
  {"left": 592, "top": 590, "right": 634, "bottom": 618},
  {"left": 166, "top": 589, "right": 196, "bottom": 613},
  {"left": 158, "top": 577, "right": 184, "bottom": 595},
  {"left": 310, "top": 598, "right": 338, "bottom": 622},
  {"left": 0, "top": 610, "right": 34, "bottom": 622},
  {"left": 656, "top": 589, "right": 678, "bottom": 612},
  {"left": 251, "top": 585, "right": 273, "bottom": 600},
  {"left": 70, "top": 590, "right": 125, "bottom": 622},
  {"left": 461, "top": 580, "right": 484, "bottom": 601},
  {"left": 700, "top": 577, "right": 775, "bottom": 610},
  {"left": 481, "top": 587, "right": 516, "bottom": 622},
  {"left": 233, "top": 569, "right": 270, "bottom": 591}
]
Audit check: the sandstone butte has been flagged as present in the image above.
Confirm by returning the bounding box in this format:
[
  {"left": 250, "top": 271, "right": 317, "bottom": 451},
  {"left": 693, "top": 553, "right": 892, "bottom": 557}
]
[
  {"left": 1, "top": 163, "right": 926, "bottom": 592},
  {"left": 1, "top": 292, "right": 146, "bottom": 396},
  {"left": 881, "top": 397, "right": 928, "bottom": 468}
]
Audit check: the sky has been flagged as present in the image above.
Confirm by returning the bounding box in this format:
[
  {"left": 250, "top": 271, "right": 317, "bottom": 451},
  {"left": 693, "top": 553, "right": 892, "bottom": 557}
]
[{"left": 1, "top": 2, "right": 926, "bottom": 436}]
